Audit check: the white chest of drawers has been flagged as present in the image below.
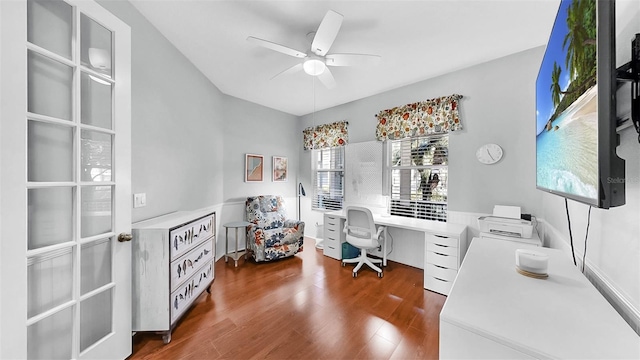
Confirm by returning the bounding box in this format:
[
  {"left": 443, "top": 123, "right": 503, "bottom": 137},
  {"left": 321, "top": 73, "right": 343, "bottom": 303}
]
[
  {"left": 132, "top": 210, "right": 216, "bottom": 344},
  {"left": 323, "top": 213, "right": 345, "bottom": 260},
  {"left": 424, "top": 231, "right": 467, "bottom": 296}
]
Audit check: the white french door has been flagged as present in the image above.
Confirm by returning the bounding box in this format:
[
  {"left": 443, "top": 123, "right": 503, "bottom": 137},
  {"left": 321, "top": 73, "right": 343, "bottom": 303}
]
[{"left": 0, "top": 0, "right": 131, "bottom": 359}]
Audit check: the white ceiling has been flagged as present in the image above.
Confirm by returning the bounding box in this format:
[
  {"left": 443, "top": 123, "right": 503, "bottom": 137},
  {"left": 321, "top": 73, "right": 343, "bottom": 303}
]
[{"left": 129, "top": 0, "right": 559, "bottom": 116}]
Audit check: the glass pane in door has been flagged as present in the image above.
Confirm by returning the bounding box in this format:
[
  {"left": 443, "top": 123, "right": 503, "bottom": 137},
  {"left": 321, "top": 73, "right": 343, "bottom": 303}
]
[
  {"left": 27, "top": 248, "right": 73, "bottom": 318},
  {"left": 27, "top": 51, "right": 73, "bottom": 120},
  {"left": 81, "top": 72, "right": 113, "bottom": 129},
  {"left": 80, "top": 238, "right": 112, "bottom": 295},
  {"left": 28, "top": 187, "right": 73, "bottom": 250},
  {"left": 28, "top": 121, "right": 73, "bottom": 182},
  {"left": 27, "top": 306, "right": 73, "bottom": 360},
  {"left": 81, "top": 186, "right": 112, "bottom": 237},
  {"left": 81, "top": 14, "right": 113, "bottom": 78},
  {"left": 80, "top": 289, "right": 112, "bottom": 352},
  {"left": 81, "top": 130, "right": 112, "bottom": 182},
  {"left": 27, "top": 0, "right": 73, "bottom": 59}
]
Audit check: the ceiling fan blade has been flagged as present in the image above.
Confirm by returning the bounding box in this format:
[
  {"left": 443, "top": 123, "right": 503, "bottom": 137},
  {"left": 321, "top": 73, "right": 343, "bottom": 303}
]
[
  {"left": 247, "top": 36, "right": 307, "bottom": 58},
  {"left": 317, "top": 67, "right": 336, "bottom": 89},
  {"left": 325, "top": 53, "right": 381, "bottom": 67},
  {"left": 270, "top": 63, "right": 303, "bottom": 80},
  {"left": 311, "top": 10, "right": 343, "bottom": 56}
]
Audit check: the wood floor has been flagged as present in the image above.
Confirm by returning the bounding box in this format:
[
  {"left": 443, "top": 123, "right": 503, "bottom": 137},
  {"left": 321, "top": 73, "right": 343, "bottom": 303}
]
[{"left": 128, "top": 237, "right": 446, "bottom": 360}]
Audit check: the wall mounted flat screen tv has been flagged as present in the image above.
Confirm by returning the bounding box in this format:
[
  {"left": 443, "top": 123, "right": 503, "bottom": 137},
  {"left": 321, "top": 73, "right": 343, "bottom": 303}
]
[{"left": 536, "top": 0, "right": 625, "bottom": 209}]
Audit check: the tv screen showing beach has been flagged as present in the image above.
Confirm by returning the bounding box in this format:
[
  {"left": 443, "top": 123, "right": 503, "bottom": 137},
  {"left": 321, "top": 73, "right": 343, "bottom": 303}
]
[{"left": 536, "top": 0, "right": 598, "bottom": 203}]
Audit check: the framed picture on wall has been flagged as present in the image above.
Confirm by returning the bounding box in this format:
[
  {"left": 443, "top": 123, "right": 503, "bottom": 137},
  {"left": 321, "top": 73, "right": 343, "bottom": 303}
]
[
  {"left": 273, "top": 156, "right": 288, "bottom": 182},
  {"left": 245, "top": 154, "right": 264, "bottom": 182}
]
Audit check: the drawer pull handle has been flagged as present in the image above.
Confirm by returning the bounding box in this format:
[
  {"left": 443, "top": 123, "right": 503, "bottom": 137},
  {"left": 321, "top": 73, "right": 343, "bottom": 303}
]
[
  {"left": 434, "top": 264, "right": 447, "bottom": 269},
  {"left": 434, "top": 252, "right": 448, "bottom": 257},
  {"left": 434, "top": 235, "right": 450, "bottom": 239},
  {"left": 434, "top": 277, "right": 448, "bottom": 282},
  {"left": 434, "top": 243, "right": 449, "bottom": 248}
]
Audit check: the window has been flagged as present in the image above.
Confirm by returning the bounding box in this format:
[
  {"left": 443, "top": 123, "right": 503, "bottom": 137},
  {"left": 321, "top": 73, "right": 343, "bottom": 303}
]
[
  {"left": 312, "top": 147, "right": 344, "bottom": 211},
  {"left": 389, "top": 134, "right": 448, "bottom": 221}
]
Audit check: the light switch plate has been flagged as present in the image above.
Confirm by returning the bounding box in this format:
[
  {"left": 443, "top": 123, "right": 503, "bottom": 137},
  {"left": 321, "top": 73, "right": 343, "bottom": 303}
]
[{"left": 133, "top": 193, "right": 146, "bottom": 208}]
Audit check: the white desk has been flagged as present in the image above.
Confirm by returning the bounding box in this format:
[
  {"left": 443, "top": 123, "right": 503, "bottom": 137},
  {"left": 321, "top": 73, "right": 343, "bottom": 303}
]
[
  {"left": 440, "top": 238, "right": 640, "bottom": 359},
  {"left": 324, "top": 210, "right": 467, "bottom": 294}
]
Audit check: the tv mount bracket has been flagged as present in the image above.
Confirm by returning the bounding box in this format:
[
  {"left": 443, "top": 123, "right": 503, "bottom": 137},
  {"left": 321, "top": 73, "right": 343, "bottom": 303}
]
[{"left": 616, "top": 33, "right": 640, "bottom": 143}]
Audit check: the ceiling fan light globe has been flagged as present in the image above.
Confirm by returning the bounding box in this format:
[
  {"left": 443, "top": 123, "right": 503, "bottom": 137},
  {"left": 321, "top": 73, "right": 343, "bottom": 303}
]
[{"left": 303, "top": 59, "right": 326, "bottom": 76}]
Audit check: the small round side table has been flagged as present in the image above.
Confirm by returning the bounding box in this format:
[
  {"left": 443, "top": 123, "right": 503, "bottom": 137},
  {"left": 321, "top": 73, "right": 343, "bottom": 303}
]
[{"left": 223, "top": 221, "right": 251, "bottom": 267}]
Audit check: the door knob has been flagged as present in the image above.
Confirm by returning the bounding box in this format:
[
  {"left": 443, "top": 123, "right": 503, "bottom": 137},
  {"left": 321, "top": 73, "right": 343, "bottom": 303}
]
[{"left": 118, "top": 233, "right": 133, "bottom": 242}]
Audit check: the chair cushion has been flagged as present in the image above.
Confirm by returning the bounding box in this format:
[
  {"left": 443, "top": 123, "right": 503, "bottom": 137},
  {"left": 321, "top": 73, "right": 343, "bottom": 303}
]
[{"left": 247, "top": 196, "right": 286, "bottom": 229}]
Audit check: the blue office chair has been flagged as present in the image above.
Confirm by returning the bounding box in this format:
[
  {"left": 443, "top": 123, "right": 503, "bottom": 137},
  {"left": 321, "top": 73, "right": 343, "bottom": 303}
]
[{"left": 342, "top": 206, "right": 385, "bottom": 278}]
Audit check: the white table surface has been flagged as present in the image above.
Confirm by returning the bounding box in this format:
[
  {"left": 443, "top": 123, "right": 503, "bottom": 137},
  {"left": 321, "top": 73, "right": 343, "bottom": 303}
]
[
  {"left": 223, "top": 221, "right": 251, "bottom": 228},
  {"left": 441, "top": 238, "right": 640, "bottom": 359},
  {"left": 325, "top": 210, "right": 467, "bottom": 236}
]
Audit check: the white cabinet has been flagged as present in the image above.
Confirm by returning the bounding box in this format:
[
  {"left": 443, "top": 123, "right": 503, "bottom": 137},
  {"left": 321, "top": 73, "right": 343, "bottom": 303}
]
[
  {"left": 440, "top": 238, "right": 640, "bottom": 359},
  {"left": 132, "top": 210, "right": 216, "bottom": 344},
  {"left": 424, "top": 231, "right": 467, "bottom": 296},
  {"left": 323, "top": 213, "right": 344, "bottom": 260}
]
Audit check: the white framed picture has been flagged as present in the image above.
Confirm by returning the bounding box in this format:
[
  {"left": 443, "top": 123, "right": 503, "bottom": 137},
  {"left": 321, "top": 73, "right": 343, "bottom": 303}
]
[
  {"left": 272, "top": 156, "right": 288, "bottom": 182},
  {"left": 245, "top": 154, "right": 264, "bottom": 182}
]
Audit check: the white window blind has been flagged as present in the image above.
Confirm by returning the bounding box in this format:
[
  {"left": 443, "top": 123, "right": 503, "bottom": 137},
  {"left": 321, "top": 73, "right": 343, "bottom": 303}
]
[
  {"left": 389, "top": 134, "right": 448, "bottom": 221},
  {"left": 312, "top": 147, "right": 344, "bottom": 211}
]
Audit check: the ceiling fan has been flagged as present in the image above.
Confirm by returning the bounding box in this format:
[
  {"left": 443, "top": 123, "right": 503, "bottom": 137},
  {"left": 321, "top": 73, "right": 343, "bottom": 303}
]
[{"left": 247, "top": 10, "right": 381, "bottom": 89}]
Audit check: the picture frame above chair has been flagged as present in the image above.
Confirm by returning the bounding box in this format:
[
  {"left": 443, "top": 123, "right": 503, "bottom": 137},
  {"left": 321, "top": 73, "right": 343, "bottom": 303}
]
[
  {"left": 273, "top": 156, "right": 288, "bottom": 182},
  {"left": 245, "top": 154, "right": 264, "bottom": 182}
]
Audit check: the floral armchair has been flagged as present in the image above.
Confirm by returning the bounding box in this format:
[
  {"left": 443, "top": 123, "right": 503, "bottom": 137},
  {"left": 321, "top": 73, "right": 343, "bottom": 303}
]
[{"left": 246, "top": 195, "right": 305, "bottom": 262}]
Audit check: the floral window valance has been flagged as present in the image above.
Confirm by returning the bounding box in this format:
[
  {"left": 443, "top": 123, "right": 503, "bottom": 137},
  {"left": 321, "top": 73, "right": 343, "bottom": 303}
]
[
  {"left": 375, "top": 94, "right": 463, "bottom": 141},
  {"left": 303, "top": 121, "right": 349, "bottom": 150}
]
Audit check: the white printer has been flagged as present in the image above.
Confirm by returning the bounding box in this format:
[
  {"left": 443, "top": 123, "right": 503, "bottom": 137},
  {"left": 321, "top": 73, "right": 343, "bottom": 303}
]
[{"left": 477, "top": 206, "right": 542, "bottom": 247}]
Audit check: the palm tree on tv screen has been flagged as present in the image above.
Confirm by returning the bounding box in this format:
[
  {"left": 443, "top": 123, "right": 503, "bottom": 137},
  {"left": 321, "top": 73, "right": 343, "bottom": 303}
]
[
  {"left": 550, "top": 62, "right": 563, "bottom": 107},
  {"left": 563, "top": 0, "right": 593, "bottom": 80},
  {"left": 548, "top": 0, "right": 596, "bottom": 121}
]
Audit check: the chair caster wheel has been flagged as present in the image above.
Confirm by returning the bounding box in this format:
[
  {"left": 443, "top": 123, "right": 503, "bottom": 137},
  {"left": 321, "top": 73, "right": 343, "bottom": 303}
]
[
  {"left": 378, "top": 272, "right": 383, "bottom": 278},
  {"left": 352, "top": 272, "right": 357, "bottom": 278},
  {"left": 341, "top": 262, "right": 346, "bottom": 267}
]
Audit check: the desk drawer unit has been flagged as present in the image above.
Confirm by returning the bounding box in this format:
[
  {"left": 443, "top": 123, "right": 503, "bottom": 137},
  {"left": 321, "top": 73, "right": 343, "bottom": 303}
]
[
  {"left": 323, "top": 214, "right": 344, "bottom": 260},
  {"left": 426, "top": 250, "right": 458, "bottom": 269},
  {"left": 424, "top": 232, "right": 465, "bottom": 296}
]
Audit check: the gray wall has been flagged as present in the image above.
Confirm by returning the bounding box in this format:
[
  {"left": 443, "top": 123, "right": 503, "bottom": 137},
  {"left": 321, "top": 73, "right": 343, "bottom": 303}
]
[
  {"left": 98, "top": 1, "right": 301, "bottom": 224},
  {"left": 98, "top": 0, "right": 225, "bottom": 222},
  {"left": 221, "top": 95, "right": 300, "bottom": 203},
  {"left": 299, "top": 46, "right": 544, "bottom": 217}
]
